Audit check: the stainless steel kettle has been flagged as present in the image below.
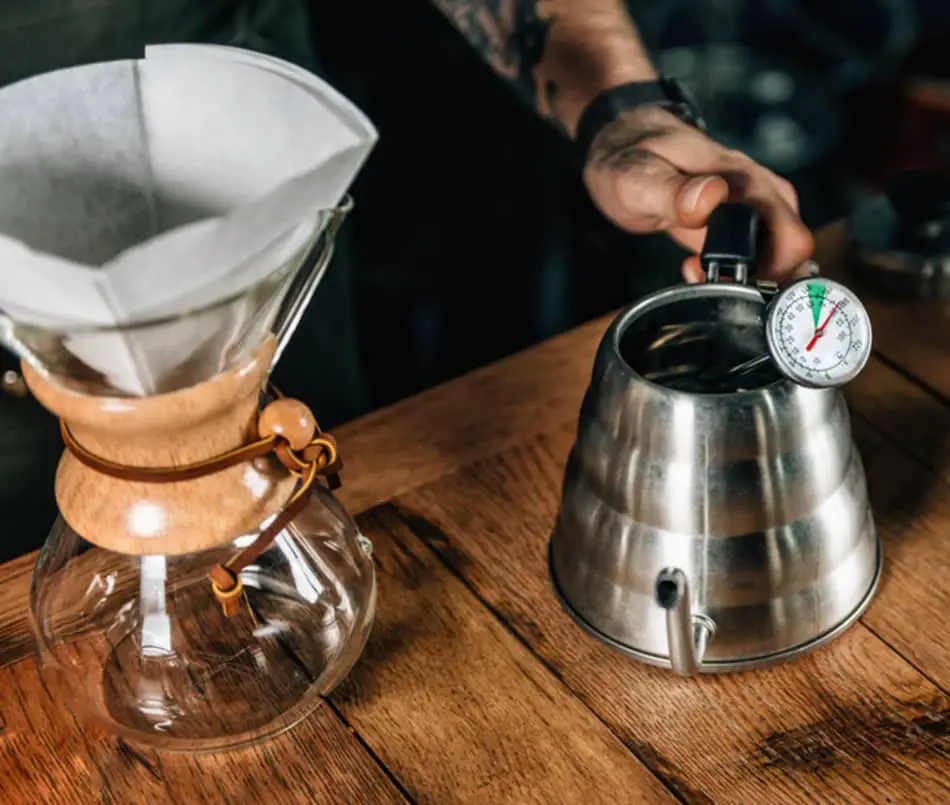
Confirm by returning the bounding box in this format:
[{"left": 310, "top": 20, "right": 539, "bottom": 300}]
[{"left": 549, "top": 205, "right": 881, "bottom": 675}]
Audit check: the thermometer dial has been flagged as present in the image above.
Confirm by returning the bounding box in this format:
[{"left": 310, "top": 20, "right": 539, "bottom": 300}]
[{"left": 765, "top": 277, "right": 872, "bottom": 388}]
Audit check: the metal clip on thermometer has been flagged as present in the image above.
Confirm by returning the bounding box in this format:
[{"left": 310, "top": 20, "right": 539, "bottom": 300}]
[{"left": 701, "top": 203, "right": 873, "bottom": 389}]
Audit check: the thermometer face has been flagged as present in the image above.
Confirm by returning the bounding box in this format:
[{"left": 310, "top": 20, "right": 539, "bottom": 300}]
[{"left": 765, "top": 277, "right": 872, "bottom": 388}]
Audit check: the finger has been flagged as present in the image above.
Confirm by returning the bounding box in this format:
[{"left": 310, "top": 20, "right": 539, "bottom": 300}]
[
  {"left": 755, "top": 197, "right": 814, "bottom": 281},
  {"left": 675, "top": 174, "right": 730, "bottom": 229},
  {"left": 642, "top": 131, "right": 792, "bottom": 203},
  {"left": 682, "top": 255, "right": 704, "bottom": 283},
  {"left": 679, "top": 255, "right": 740, "bottom": 284},
  {"left": 582, "top": 148, "right": 727, "bottom": 235},
  {"left": 667, "top": 224, "right": 708, "bottom": 255},
  {"left": 682, "top": 256, "right": 814, "bottom": 286},
  {"left": 640, "top": 127, "right": 739, "bottom": 176},
  {"left": 683, "top": 175, "right": 812, "bottom": 281},
  {"left": 728, "top": 169, "right": 812, "bottom": 278},
  {"left": 789, "top": 261, "right": 816, "bottom": 281},
  {"left": 633, "top": 119, "right": 799, "bottom": 216},
  {"left": 655, "top": 177, "right": 730, "bottom": 251},
  {"left": 772, "top": 174, "right": 799, "bottom": 211}
]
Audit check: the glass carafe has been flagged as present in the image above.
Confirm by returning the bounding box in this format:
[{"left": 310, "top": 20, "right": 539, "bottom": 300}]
[{"left": 4, "top": 199, "right": 377, "bottom": 753}]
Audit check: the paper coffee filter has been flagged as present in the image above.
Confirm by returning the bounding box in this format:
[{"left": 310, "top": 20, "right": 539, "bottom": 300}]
[{"left": 0, "top": 44, "right": 377, "bottom": 394}]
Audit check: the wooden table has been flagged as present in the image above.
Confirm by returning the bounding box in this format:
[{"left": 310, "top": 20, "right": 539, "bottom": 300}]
[{"left": 3, "top": 223, "right": 950, "bottom": 804}]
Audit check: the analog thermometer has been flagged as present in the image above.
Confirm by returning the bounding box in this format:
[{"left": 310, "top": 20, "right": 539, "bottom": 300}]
[{"left": 765, "top": 277, "right": 873, "bottom": 388}]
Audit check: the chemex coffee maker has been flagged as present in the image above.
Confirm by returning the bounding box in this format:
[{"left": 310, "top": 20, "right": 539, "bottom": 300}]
[
  {"left": 549, "top": 203, "right": 881, "bottom": 675},
  {"left": 8, "top": 203, "right": 377, "bottom": 753}
]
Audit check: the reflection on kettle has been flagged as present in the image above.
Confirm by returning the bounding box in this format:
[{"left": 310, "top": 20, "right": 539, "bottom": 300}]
[{"left": 548, "top": 205, "right": 882, "bottom": 676}]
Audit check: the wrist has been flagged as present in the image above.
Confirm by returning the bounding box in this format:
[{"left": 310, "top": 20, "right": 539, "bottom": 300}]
[
  {"left": 535, "top": 6, "right": 658, "bottom": 133},
  {"left": 545, "top": 34, "right": 659, "bottom": 136},
  {"left": 551, "top": 63, "right": 659, "bottom": 137},
  {"left": 574, "top": 77, "right": 706, "bottom": 163}
]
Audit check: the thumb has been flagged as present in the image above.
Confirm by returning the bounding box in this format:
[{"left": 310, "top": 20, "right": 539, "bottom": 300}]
[{"left": 583, "top": 149, "right": 728, "bottom": 235}]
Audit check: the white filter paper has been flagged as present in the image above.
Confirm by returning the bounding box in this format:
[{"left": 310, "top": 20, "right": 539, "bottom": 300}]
[{"left": 0, "top": 44, "right": 377, "bottom": 394}]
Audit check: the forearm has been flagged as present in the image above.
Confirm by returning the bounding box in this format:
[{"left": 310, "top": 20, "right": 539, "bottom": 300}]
[{"left": 429, "top": 0, "right": 657, "bottom": 136}]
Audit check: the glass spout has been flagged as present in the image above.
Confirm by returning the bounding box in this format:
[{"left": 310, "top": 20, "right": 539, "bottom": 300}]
[
  {"left": 655, "top": 568, "right": 715, "bottom": 676},
  {"left": 270, "top": 195, "right": 353, "bottom": 369}
]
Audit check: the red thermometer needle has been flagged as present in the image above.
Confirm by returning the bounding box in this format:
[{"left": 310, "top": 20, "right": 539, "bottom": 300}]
[{"left": 805, "top": 302, "right": 841, "bottom": 352}]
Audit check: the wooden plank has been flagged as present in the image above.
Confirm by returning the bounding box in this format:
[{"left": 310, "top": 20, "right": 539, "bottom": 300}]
[
  {"left": 850, "top": 419, "right": 950, "bottom": 690},
  {"left": 844, "top": 355, "right": 950, "bottom": 486},
  {"left": 816, "top": 221, "right": 950, "bottom": 400},
  {"left": 0, "top": 553, "right": 33, "bottom": 667},
  {"left": 834, "top": 352, "right": 950, "bottom": 694},
  {"left": 330, "top": 504, "right": 676, "bottom": 804},
  {"left": 838, "top": 355, "right": 950, "bottom": 693},
  {"left": 396, "top": 431, "right": 950, "bottom": 804},
  {"left": 0, "top": 657, "right": 407, "bottom": 805},
  {"left": 327, "top": 314, "right": 604, "bottom": 515}
]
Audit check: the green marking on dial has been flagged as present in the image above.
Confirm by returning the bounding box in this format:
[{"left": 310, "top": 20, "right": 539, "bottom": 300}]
[{"left": 807, "top": 282, "right": 826, "bottom": 329}]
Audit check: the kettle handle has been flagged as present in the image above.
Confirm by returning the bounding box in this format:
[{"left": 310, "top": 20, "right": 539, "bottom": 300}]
[
  {"left": 700, "top": 202, "right": 763, "bottom": 285},
  {"left": 655, "top": 568, "right": 716, "bottom": 676}
]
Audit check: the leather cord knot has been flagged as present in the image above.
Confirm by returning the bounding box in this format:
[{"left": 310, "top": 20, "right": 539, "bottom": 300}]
[
  {"left": 60, "top": 388, "right": 342, "bottom": 618},
  {"left": 274, "top": 432, "right": 339, "bottom": 481}
]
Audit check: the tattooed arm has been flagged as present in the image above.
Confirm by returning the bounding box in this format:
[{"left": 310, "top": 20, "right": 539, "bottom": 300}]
[
  {"left": 429, "top": 0, "right": 814, "bottom": 282},
  {"left": 427, "top": 0, "right": 655, "bottom": 135}
]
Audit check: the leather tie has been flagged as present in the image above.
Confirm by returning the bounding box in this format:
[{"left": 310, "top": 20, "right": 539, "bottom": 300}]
[{"left": 60, "top": 389, "right": 342, "bottom": 617}]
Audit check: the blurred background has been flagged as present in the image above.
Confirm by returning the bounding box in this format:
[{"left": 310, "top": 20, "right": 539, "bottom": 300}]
[
  {"left": 4, "top": 0, "right": 950, "bottom": 559},
  {"left": 304, "top": 0, "right": 950, "bottom": 409}
]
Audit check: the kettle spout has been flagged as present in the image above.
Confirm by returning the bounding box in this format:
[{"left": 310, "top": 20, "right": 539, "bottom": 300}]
[{"left": 655, "top": 568, "right": 715, "bottom": 676}]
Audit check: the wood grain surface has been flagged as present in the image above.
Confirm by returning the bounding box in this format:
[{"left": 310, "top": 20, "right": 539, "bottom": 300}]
[
  {"left": 334, "top": 504, "right": 674, "bottom": 804},
  {"left": 396, "top": 429, "right": 950, "bottom": 804},
  {"left": 2, "top": 221, "right": 950, "bottom": 803},
  {"left": 0, "top": 657, "right": 407, "bottom": 804},
  {"left": 0, "top": 554, "right": 33, "bottom": 668}
]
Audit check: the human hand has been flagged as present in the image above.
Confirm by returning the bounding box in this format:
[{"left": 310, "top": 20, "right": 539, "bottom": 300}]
[{"left": 581, "top": 106, "right": 814, "bottom": 284}]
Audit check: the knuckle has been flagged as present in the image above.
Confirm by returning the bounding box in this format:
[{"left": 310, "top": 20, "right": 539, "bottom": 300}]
[
  {"left": 786, "top": 224, "right": 815, "bottom": 262},
  {"left": 724, "top": 148, "right": 755, "bottom": 167}
]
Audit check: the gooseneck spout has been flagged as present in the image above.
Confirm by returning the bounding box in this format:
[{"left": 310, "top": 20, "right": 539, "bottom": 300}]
[{"left": 655, "top": 568, "right": 715, "bottom": 676}]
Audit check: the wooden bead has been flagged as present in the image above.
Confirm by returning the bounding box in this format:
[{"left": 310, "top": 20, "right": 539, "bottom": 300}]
[{"left": 258, "top": 398, "right": 316, "bottom": 450}]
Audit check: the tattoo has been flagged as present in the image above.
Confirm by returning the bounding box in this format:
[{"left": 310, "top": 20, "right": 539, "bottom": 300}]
[
  {"left": 587, "top": 109, "right": 679, "bottom": 171},
  {"left": 429, "top": 0, "right": 662, "bottom": 140},
  {"left": 429, "top": 0, "right": 552, "bottom": 102}
]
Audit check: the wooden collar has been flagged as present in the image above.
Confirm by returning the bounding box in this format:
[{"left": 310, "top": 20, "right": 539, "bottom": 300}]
[{"left": 61, "top": 392, "right": 342, "bottom": 618}]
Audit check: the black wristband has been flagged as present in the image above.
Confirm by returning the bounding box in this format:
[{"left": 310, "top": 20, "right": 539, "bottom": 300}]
[
  {"left": 514, "top": 0, "right": 551, "bottom": 72},
  {"left": 574, "top": 76, "right": 706, "bottom": 162}
]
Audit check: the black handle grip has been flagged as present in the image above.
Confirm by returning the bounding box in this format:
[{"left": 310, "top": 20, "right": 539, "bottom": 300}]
[{"left": 700, "top": 203, "right": 762, "bottom": 283}]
